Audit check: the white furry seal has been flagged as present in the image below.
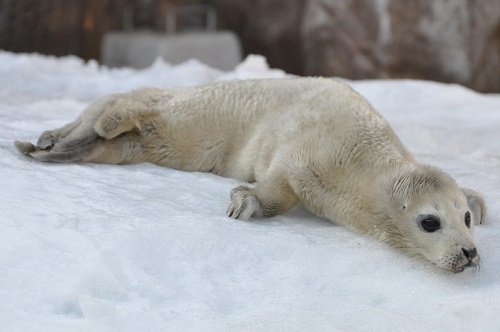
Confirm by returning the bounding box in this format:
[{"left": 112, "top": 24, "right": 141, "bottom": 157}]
[{"left": 15, "top": 78, "right": 486, "bottom": 272}]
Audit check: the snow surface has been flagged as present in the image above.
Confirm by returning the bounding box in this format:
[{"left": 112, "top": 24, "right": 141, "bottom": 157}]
[{"left": 1, "top": 51, "right": 500, "bottom": 331}]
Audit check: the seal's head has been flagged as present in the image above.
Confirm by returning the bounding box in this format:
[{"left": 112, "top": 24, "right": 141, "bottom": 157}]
[{"left": 385, "top": 165, "right": 485, "bottom": 272}]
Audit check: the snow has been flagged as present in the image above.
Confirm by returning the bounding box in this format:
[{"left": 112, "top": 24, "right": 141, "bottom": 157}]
[{"left": 1, "top": 50, "right": 500, "bottom": 331}]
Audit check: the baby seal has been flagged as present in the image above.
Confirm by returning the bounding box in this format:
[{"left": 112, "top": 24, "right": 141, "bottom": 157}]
[{"left": 15, "top": 78, "right": 486, "bottom": 272}]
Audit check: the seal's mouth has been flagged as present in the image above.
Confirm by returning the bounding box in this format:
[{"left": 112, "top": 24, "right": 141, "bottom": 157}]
[{"left": 451, "top": 256, "right": 480, "bottom": 273}]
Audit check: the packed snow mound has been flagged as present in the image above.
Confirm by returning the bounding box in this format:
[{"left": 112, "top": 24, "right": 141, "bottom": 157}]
[{"left": 1, "top": 51, "right": 500, "bottom": 331}]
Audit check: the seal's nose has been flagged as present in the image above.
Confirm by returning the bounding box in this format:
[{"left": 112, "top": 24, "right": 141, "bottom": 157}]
[{"left": 462, "top": 247, "right": 477, "bottom": 261}]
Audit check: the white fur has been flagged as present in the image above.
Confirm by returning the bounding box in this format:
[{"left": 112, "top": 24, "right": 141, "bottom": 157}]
[{"left": 15, "top": 78, "right": 486, "bottom": 272}]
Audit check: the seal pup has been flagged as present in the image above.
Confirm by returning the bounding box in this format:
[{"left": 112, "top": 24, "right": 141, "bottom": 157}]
[{"left": 15, "top": 78, "right": 486, "bottom": 272}]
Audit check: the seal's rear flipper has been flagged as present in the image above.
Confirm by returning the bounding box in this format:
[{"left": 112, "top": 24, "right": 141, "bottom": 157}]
[
  {"left": 14, "top": 139, "right": 88, "bottom": 163},
  {"left": 14, "top": 92, "right": 150, "bottom": 164},
  {"left": 15, "top": 126, "right": 101, "bottom": 163},
  {"left": 14, "top": 141, "right": 37, "bottom": 157},
  {"left": 14, "top": 140, "right": 78, "bottom": 162},
  {"left": 36, "top": 132, "right": 58, "bottom": 150},
  {"left": 32, "top": 133, "right": 101, "bottom": 163},
  {"left": 29, "top": 148, "right": 90, "bottom": 163}
]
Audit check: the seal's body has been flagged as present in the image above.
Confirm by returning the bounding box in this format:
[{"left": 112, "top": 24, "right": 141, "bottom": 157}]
[{"left": 16, "top": 78, "right": 485, "bottom": 272}]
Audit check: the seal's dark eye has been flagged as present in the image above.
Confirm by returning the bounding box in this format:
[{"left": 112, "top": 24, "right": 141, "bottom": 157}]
[
  {"left": 465, "top": 211, "right": 471, "bottom": 228},
  {"left": 419, "top": 216, "right": 441, "bottom": 232}
]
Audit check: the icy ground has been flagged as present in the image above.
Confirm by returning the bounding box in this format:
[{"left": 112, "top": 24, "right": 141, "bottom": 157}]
[{"left": 1, "top": 51, "right": 500, "bottom": 331}]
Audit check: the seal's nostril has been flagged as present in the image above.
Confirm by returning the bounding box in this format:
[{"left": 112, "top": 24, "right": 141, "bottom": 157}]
[{"left": 462, "top": 247, "right": 477, "bottom": 260}]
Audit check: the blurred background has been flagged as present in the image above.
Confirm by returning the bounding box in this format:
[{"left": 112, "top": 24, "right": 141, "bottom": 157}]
[{"left": 0, "top": 0, "right": 498, "bottom": 92}]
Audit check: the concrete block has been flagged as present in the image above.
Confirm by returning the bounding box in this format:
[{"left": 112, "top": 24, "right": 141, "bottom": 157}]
[{"left": 101, "top": 30, "right": 242, "bottom": 70}]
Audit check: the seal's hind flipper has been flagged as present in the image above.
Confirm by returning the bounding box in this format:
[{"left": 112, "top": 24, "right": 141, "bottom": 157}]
[
  {"left": 29, "top": 146, "right": 92, "bottom": 163},
  {"left": 14, "top": 140, "right": 37, "bottom": 157},
  {"left": 52, "top": 132, "right": 99, "bottom": 153},
  {"left": 14, "top": 139, "right": 84, "bottom": 162},
  {"left": 15, "top": 123, "right": 101, "bottom": 163},
  {"left": 36, "top": 132, "right": 57, "bottom": 150},
  {"left": 15, "top": 91, "right": 154, "bottom": 164},
  {"left": 29, "top": 131, "right": 101, "bottom": 163}
]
